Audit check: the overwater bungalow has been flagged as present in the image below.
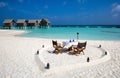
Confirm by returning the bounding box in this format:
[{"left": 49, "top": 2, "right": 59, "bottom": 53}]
[
  {"left": 28, "top": 20, "right": 38, "bottom": 26},
  {"left": 45, "top": 19, "right": 50, "bottom": 26},
  {"left": 39, "top": 18, "right": 50, "bottom": 27},
  {"left": 3, "top": 19, "right": 15, "bottom": 29},
  {"left": 16, "top": 19, "right": 28, "bottom": 29},
  {"left": 37, "top": 20, "right": 41, "bottom": 26}
]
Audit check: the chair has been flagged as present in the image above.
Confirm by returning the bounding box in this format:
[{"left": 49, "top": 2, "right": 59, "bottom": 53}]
[
  {"left": 68, "top": 45, "right": 74, "bottom": 54},
  {"left": 68, "top": 41, "right": 87, "bottom": 55},
  {"left": 52, "top": 40, "right": 57, "bottom": 47},
  {"left": 77, "top": 41, "right": 87, "bottom": 55},
  {"left": 52, "top": 40, "right": 65, "bottom": 47},
  {"left": 52, "top": 40, "right": 65, "bottom": 54},
  {"left": 68, "top": 45, "right": 79, "bottom": 56}
]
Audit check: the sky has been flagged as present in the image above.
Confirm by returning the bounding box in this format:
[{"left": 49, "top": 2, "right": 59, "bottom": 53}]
[{"left": 0, "top": 0, "right": 120, "bottom": 25}]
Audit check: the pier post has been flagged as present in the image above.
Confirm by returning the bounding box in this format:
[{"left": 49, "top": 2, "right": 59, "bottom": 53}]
[{"left": 77, "top": 32, "right": 79, "bottom": 41}]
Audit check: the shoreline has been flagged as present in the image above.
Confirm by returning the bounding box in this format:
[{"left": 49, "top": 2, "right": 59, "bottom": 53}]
[{"left": 1, "top": 29, "right": 120, "bottom": 41}]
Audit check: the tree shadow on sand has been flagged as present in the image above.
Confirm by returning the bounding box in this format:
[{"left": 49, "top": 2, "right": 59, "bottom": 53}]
[
  {"left": 47, "top": 50, "right": 53, "bottom": 53},
  {"left": 34, "top": 55, "right": 46, "bottom": 72},
  {"left": 47, "top": 48, "right": 68, "bottom": 54}
]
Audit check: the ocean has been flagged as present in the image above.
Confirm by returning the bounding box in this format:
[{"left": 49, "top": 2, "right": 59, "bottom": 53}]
[{"left": 15, "top": 25, "right": 120, "bottom": 40}]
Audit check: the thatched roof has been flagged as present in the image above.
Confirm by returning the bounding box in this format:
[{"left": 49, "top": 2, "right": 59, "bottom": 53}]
[
  {"left": 16, "top": 19, "right": 27, "bottom": 23},
  {"left": 44, "top": 19, "right": 50, "bottom": 23},
  {"left": 37, "top": 20, "right": 41, "bottom": 23},
  {"left": 3, "top": 19, "right": 14, "bottom": 23},
  {"left": 28, "top": 20, "right": 37, "bottom": 23}
]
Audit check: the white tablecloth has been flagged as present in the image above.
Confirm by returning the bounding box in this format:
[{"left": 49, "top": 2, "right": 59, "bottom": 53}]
[{"left": 63, "top": 41, "right": 78, "bottom": 48}]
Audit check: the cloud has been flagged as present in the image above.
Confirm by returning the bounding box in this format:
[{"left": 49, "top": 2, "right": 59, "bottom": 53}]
[
  {"left": 0, "top": 2, "right": 7, "bottom": 8},
  {"left": 112, "top": 4, "right": 120, "bottom": 12},
  {"left": 18, "top": 0, "right": 24, "bottom": 3},
  {"left": 77, "top": 0, "right": 86, "bottom": 4},
  {"left": 63, "top": 1, "right": 67, "bottom": 6},
  {"left": 44, "top": 5, "right": 48, "bottom": 9},
  {"left": 112, "top": 3, "right": 120, "bottom": 17},
  {"left": 77, "top": 0, "right": 82, "bottom": 3},
  {"left": 112, "top": 3, "right": 118, "bottom": 7},
  {"left": 50, "top": 16, "right": 58, "bottom": 19},
  {"left": 78, "top": 0, "right": 80, "bottom": 2},
  {"left": 112, "top": 13, "right": 119, "bottom": 17}
]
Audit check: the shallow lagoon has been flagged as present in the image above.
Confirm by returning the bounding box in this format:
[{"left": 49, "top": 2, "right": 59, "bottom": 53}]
[{"left": 18, "top": 25, "right": 120, "bottom": 40}]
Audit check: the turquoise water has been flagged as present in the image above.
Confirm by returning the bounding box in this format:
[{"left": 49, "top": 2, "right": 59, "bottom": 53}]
[{"left": 19, "top": 26, "right": 120, "bottom": 40}]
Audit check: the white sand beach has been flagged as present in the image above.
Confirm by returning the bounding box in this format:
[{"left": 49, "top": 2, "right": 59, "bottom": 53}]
[{"left": 0, "top": 29, "right": 120, "bottom": 78}]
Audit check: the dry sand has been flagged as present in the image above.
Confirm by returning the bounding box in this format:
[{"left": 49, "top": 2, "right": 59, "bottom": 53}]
[{"left": 0, "top": 29, "right": 120, "bottom": 78}]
